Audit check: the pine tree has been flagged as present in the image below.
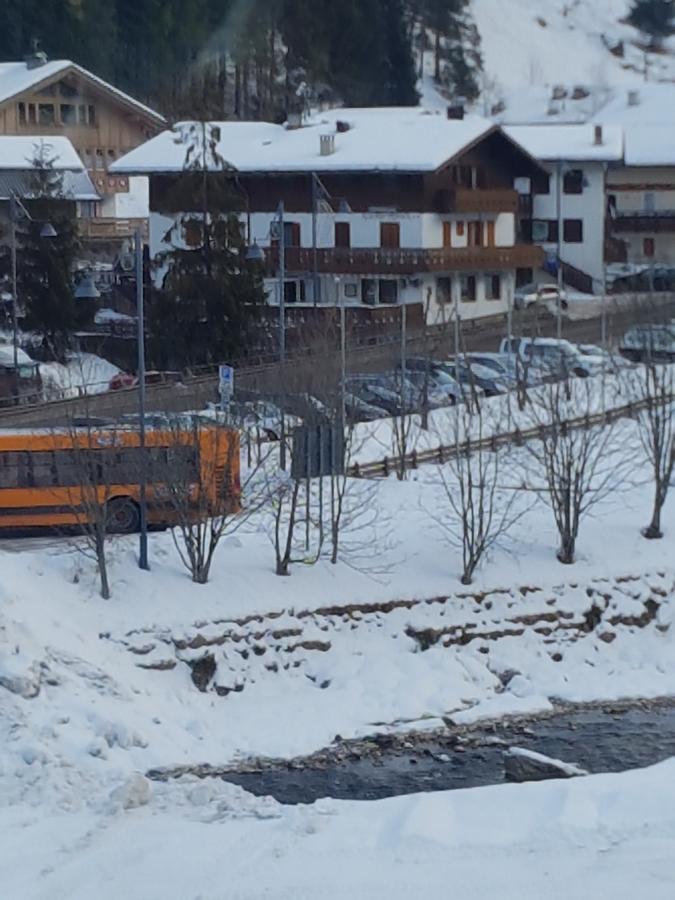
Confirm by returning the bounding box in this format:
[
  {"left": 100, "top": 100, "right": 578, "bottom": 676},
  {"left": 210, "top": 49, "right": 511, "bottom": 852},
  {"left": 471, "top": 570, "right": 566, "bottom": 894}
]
[
  {"left": 18, "top": 143, "right": 82, "bottom": 360},
  {"left": 628, "top": 0, "right": 675, "bottom": 47},
  {"left": 151, "top": 124, "right": 265, "bottom": 369}
]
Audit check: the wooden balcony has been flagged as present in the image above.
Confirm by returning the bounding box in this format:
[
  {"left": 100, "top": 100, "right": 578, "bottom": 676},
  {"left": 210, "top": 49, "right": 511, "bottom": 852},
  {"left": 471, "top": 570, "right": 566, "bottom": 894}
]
[
  {"left": 268, "top": 244, "right": 543, "bottom": 276},
  {"left": 78, "top": 217, "right": 148, "bottom": 240},
  {"left": 611, "top": 212, "right": 675, "bottom": 234},
  {"left": 432, "top": 187, "right": 519, "bottom": 214}
]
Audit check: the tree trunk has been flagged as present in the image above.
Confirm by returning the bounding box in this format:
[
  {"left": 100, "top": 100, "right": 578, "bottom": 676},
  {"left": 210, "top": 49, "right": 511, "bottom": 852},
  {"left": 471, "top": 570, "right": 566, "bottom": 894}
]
[
  {"left": 643, "top": 498, "right": 664, "bottom": 540},
  {"left": 557, "top": 533, "right": 575, "bottom": 565},
  {"left": 96, "top": 533, "right": 111, "bottom": 600},
  {"left": 434, "top": 31, "right": 441, "bottom": 82}
]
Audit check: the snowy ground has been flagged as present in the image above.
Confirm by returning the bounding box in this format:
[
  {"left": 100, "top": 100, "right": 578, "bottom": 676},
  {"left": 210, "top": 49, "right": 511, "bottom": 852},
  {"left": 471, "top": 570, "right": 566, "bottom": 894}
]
[
  {"left": 2, "top": 759, "right": 675, "bottom": 899},
  {"left": 2, "top": 407, "right": 675, "bottom": 896}
]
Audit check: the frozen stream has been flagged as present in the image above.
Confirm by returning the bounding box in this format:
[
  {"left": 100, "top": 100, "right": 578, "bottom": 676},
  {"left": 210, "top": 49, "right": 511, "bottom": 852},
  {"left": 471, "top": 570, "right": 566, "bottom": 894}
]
[{"left": 181, "top": 700, "right": 675, "bottom": 805}]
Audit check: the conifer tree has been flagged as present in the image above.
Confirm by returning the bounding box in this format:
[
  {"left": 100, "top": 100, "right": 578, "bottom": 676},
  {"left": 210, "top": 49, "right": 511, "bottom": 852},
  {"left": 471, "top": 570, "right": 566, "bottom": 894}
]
[
  {"left": 150, "top": 123, "right": 265, "bottom": 369},
  {"left": 17, "top": 142, "right": 81, "bottom": 360},
  {"left": 628, "top": 0, "right": 675, "bottom": 47}
]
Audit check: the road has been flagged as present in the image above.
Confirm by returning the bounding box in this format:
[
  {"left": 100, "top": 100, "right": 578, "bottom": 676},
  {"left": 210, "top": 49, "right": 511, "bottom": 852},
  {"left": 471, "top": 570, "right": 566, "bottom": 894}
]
[{"left": 2, "top": 292, "right": 674, "bottom": 427}]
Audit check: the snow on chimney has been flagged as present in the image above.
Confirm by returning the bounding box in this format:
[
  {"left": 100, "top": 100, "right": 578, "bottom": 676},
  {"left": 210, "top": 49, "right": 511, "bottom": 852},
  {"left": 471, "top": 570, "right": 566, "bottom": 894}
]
[
  {"left": 320, "top": 133, "right": 336, "bottom": 156},
  {"left": 594, "top": 125, "right": 603, "bottom": 146}
]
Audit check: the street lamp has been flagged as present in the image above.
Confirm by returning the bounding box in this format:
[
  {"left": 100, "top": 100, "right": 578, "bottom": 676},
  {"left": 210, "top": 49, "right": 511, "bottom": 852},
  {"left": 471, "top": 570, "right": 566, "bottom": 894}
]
[
  {"left": 134, "top": 226, "right": 149, "bottom": 571},
  {"left": 245, "top": 202, "right": 287, "bottom": 469},
  {"left": 74, "top": 272, "right": 101, "bottom": 300},
  {"left": 9, "top": 191, "right": 57, "bottom": 404}
]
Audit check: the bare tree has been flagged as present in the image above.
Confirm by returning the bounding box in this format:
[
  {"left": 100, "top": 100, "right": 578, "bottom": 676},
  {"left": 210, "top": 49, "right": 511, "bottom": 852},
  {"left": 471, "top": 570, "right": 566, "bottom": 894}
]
[
  {"left": 58, "top": 419, "right": 134, "bottom": 599},
  {"left": 523, "top": 378, "right": 625, "bottom": 564},
  {"left": 628, "top": 360, "right": 675, "bottom": 539},
  {"left": 270, "top": 472, "right": 302, "bottom": 576},
  {"left": 429, "top": 404, "right": 526, "bottom": 584},
  {"left": 156, "top": 416, "right": 267, "bottom": 584}
]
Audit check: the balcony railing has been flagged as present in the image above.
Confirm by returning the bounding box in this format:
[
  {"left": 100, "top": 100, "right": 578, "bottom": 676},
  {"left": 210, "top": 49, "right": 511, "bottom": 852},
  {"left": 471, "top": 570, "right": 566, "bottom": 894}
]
[
  {"left": 267, "top": 244, "right": 543, "bottom": 275},
  {"left": 432, "top": 187, "right": 519, "bottom": 214},
  {"left": 611, "top": 212, "right": 675, "bottom": 234},
  {"left": 453, "top": 187, "right": 519, "bottom": 214},
  {"left": 78, "top": 217, "right": 148, "bottom": 240}
]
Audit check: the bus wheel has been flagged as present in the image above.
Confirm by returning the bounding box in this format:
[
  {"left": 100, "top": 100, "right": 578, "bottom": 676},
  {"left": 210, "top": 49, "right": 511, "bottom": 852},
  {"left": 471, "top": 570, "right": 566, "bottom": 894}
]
[{"left": 106, "top": 497, "right": 140, "bottom": 534}]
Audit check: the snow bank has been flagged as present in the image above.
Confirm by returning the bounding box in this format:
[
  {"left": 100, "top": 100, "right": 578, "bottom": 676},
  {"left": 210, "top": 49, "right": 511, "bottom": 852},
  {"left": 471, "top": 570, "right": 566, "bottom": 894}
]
[
  {"left": 2, "top": 758, "right": 675, "bottom": 899},
  {"left": 40, "top": 352, "right": 121, "bottom": 400}
]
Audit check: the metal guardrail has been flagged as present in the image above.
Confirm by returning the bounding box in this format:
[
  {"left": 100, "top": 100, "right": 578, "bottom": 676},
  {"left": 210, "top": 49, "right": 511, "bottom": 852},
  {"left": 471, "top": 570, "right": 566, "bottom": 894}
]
[{"left": 347, "top": 395, "right": 654, "bottom": 479}]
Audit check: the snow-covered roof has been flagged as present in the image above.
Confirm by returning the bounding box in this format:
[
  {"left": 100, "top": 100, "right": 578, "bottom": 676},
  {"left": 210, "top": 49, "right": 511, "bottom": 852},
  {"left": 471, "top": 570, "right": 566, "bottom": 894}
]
[
  {"left": 623, "top": 126, "right": 675, "bottom": 167},
  {"left": 593, "top": 83, "right": 675, "bottom": 128},
  {"left": 0, "top": 136, "right": 85, "bottom": 170},
  {"left": 111, "top": 108, "right": 498, "bottom": 175},
  {"left": 504, "top": 124, "right": 623, "bottom": 162},
  {"left": 0, "top": 60, "right": 164, "bottom": 124}
]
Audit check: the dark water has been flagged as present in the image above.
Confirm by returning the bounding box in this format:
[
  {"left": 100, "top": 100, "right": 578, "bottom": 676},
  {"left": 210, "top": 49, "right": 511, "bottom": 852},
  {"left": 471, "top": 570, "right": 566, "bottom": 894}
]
[{"left": 216, "top": 702, "right": 675, "bottom": 805}]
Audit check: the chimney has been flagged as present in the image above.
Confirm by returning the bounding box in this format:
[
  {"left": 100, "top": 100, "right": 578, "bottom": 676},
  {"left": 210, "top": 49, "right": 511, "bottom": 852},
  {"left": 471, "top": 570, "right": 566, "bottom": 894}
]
[
  {"left": 447, "top": 104, "right": 465, "bottom": 121},
  {"left": 594, "top": 124, "right": 603, "bottom": 146},
  {"left": 320, "top": 133, "right": 335, "bottom": 156},
  {"left": 336, "top": 120, "right": 351, "bottom": 133},
  {"left": 627, "top": 89, "right": 640, "bottom": 107},
  {"left": 24, "top": 39, "right": 47, "bottom": 70}
]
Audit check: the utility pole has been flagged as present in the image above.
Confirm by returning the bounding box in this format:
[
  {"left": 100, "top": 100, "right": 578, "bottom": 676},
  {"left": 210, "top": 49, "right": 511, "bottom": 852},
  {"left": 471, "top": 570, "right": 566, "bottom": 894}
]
[
  {"left": 311, "top": 173, "right": 320, "bottom": 307},
  {"left": 135, "top": 227, "right": 149, "bottom": 571},
  {"left": 556, "top": 159, "right": 564, "bottom": 340},
  {"left": 10, "top": 195, "right": 18, "bottom": 404},
  {"left": 278, "top": 201, "right": 287, "bottom": 470},
  {"left": 339, "top": 276, "right": 346, "bottom": 435}
]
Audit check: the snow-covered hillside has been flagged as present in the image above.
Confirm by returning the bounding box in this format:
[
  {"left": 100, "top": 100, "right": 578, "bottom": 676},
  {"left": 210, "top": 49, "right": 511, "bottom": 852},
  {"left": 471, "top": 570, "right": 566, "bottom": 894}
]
[{"left": 472, "top": 0, "right": 675, "bottom": 89}]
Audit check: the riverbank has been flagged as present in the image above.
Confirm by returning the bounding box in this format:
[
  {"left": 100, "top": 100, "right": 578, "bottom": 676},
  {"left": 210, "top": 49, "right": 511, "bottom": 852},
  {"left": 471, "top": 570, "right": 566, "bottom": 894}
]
[{"left": 148, "top": 696, "right": 675, "bottom": 803}]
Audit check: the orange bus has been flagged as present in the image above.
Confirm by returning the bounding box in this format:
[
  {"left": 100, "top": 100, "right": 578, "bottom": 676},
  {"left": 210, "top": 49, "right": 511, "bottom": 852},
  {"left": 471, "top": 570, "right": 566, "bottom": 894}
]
[{"left": 0, "top": 423, "right": 240, "bottom": 532}]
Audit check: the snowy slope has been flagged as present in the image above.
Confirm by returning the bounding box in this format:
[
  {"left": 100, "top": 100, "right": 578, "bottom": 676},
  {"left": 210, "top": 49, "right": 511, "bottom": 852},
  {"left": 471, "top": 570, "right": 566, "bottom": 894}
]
[{"left": 472, "top": 0, "right": 675, "bottom": 89}]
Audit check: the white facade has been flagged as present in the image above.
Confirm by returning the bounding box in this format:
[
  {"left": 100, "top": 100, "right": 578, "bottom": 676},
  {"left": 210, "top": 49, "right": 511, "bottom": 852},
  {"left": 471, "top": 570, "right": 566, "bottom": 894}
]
[
  {"left": 530, "top": 162, "right": 607, "bottom": 292},
  {"left": 149, "top": 207, "right": 520, "bottom": 324},
  {"left": 607, "top": 164, "right": 675, "bottom": 266}
]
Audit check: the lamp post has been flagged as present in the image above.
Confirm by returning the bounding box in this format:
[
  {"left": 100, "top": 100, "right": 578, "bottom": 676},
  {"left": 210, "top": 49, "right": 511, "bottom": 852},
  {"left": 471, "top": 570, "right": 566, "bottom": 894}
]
[
  {"left": 135, "top": 227, "right": 149, "bottom": 571},
  {"left": 9, "top": 192, "right": 57, "bottom": 404},
  {"left": 246, "top": 202, "right": 287, "bottom": 469},
  {"left": 556, "top": 159, "right": 564, "bottom": 340}
]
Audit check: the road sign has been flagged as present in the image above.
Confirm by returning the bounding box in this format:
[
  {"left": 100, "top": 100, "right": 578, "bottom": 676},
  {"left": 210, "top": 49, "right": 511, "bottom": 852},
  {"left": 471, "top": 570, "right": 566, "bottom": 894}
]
[
  {"left": 218, "top": 364, "right": 234, "bottom": 406},
  {"left": 291, "top": 424, "right": 345, "bottom": 480}
]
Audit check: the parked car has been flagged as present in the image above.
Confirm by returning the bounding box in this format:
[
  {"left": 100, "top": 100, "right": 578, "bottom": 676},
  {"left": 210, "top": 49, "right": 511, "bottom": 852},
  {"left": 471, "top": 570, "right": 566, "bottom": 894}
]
[
  {"left": 445, "top": 358, "right": 509, "bottom": 396},
  {"left": 343, "top": 392, "right": 389, "bottom": 423},
  {"left": 397, "top": 359, "right": 463, "bottom": 404},
  {"left": 619, "top": 325, "right": 675, "bottom": 363},
  {"left": 347, "top": 373, "right": 447, "bottom": 416},
  {"left": 499, "top": 337, "right": 606, "bottom": 379},
  {"left": 576, "top": 343, "right": 632, "bottom": 372},
  {"left": 108, "top": 370, "right": 184, "bottom": 391},
  {"left": 461, "top": 353, "right": 521, "bottom": 388},
  {"left": 513, "top": 282, "right": 568, "bottom": 311}
]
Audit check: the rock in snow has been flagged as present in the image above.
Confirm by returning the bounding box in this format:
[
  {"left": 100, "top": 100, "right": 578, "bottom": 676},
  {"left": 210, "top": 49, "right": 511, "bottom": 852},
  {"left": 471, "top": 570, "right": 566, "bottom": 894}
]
[{"left": 504, "top": 747, "right": 589, "bottom": 783}]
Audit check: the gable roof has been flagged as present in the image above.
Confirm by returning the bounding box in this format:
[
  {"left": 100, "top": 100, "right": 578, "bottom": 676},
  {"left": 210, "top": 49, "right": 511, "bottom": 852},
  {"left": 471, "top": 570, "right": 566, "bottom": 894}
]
[
  {"left": 0, "top": 60, "right": 165, "bottom": 125},
  {"left": 111, "top": 108, "right": 502, "bottom": 175},
  {"left": 0, "top": 135, "right": 99, "bottom": 199},
  {"left": 0, "top": 135, "right": 84, "bottom": 170},
  {"left": 504, "top": 124, "right": 624, "bottom": 163}
]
